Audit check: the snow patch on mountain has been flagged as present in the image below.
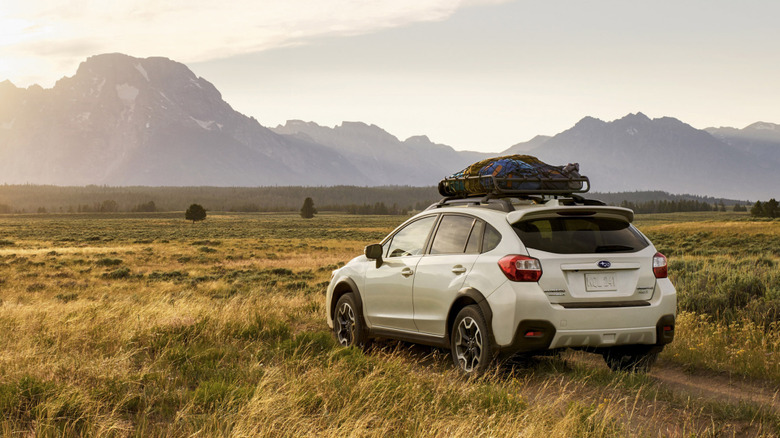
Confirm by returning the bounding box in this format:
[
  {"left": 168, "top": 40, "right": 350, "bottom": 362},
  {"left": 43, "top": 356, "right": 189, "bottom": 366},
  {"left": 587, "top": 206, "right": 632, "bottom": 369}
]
[
  {"left": 91, "top": 77, "right": 106, "bottom": 97},
  {"left": 135, "top": 63, "right": 149, "bottom": 82},
  {"left": 116, "top": 84, "right": 139, "bottom": 103},
  {"left": 190, "top": 116, "right": 215, "bottom": 130}
]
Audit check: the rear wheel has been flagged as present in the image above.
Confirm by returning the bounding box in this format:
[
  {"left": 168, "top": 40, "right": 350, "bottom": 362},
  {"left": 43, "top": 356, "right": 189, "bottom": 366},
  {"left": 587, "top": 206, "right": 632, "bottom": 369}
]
[
  {"left": 333, "top": 293, "right": 368, "bottom": 348},
  {"left": 602, "top": 345, "right": 659, "bottom": 372},
  {"left": 450, "top": 305, "right": 493, "bottom": 375}
]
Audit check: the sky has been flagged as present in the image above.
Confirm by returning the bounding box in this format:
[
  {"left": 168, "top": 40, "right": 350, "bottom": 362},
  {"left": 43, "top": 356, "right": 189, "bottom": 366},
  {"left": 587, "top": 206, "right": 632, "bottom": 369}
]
[{"left": 2, "top": 0, "right": 779, "bottom": 152}]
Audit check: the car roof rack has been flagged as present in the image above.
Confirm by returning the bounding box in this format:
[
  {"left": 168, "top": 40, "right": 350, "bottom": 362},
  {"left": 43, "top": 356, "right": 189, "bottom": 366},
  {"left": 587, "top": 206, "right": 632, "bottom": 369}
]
[
  {"left": 438, "top": 174, "right": 591, "bottom": 197},
  {"left": 428, "top": 174, "right": 604, "bottom": 212}
]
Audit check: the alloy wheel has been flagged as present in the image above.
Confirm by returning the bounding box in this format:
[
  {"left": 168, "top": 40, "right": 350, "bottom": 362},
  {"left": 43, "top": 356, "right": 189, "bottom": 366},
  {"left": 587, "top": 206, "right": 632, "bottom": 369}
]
[
  {"left": 454, "top": 316, "right": 483, "bottom": 373},
  {"left": 336, "top": 302, "right": 356, "bottom": 346}
]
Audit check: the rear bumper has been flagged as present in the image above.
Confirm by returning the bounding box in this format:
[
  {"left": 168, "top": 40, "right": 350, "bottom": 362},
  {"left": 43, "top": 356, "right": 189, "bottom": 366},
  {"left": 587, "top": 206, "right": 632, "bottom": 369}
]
[
  {"left": 550, "top": 325, "right": 655, "bottom": 349},
  {"left": 488, "top": 278, "right": 676, "bottom": 353}
]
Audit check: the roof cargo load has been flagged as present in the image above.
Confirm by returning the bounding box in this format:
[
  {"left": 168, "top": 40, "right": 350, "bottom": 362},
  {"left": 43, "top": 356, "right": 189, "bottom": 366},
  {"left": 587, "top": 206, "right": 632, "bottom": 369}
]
[{"left": 438, "top": 155, "right": 590, "bottom": 197}]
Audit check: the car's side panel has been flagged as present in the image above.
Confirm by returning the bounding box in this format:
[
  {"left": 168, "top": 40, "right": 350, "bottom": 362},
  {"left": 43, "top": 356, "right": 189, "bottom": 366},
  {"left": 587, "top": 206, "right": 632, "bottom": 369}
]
[
  {"left": 413, "top": 253, "right": 479, "bottom": 335},
  {"left": 363, "top": 255, "right": 421, "bottom": 331}
]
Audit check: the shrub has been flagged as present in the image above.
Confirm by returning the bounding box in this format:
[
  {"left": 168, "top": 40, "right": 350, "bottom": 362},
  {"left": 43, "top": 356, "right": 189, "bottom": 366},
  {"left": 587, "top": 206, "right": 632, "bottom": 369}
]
[{"left": 102, "top": 267, "right": 131, "bottom": 279}]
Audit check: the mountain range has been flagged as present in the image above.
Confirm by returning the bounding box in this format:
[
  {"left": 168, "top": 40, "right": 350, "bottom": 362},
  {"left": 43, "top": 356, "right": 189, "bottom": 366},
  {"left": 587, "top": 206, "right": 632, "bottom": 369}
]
[{"left": 0, "top": 53, "right": 777, "bottom": 200}]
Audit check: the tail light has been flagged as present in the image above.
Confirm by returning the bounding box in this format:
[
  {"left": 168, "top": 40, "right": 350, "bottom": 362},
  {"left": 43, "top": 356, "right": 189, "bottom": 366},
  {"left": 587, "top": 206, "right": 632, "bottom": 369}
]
[
  {"left": 653, "top": 252, "right": 667, "bottom": 278},
  {"left": 498, "top": 255, "right": 542, "bottom": 282}
]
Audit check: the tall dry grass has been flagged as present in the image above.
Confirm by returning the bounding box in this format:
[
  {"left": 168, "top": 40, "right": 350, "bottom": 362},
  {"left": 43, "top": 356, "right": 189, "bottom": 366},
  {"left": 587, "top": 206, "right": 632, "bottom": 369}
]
[{"left": 0, "top": 213, "right": 778, "bottom": 436}]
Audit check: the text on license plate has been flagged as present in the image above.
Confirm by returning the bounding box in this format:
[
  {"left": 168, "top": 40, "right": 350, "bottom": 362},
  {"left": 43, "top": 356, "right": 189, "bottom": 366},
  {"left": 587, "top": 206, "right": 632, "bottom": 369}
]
[{"left": 585, "top": 273, "right": 617, "bottom": 291}]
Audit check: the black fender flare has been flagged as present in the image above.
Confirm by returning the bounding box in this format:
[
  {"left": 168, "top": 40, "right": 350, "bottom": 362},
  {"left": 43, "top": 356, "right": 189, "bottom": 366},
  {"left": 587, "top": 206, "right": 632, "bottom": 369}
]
[
  {"left": 446, "top": 287, "right": 495, "bottom": 348},
  {"left": 330, "top": 277, "right": 368, "bottom": 330}
]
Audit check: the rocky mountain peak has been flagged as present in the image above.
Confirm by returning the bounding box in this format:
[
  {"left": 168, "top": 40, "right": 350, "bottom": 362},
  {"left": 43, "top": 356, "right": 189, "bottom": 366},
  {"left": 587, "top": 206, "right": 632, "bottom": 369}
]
[
  {"left": 746, "top": 121, "right": 779, "bottom": 131},
  {"left": 0, "top": 79, "right": 18, "bottom": 90},
  {"left": 619, "top": 112, "right": 651, "bottom": 123},
  {"left": 573, "top": 116, "right": 606, "bottom": 129},
  {"left": 404, "top": 135, "right": 432, "bottom": 144}
]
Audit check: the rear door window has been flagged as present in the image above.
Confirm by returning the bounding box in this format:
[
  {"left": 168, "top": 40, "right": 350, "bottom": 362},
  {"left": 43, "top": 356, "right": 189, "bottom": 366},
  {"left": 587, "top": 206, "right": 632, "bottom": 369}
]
[
  {"left": 464, "top": 220, "right": 484, "bottom": 254},
  {"left": 430, "top": 215, "right": 476, "bottom": 254},
  {"left": 513, "top": 217, "right": 648, "bottom": 254}
]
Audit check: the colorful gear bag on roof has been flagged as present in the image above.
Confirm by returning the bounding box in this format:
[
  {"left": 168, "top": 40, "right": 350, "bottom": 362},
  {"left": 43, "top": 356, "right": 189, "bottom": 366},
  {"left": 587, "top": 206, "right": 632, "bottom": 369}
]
[{"left": 438, "top": 155, "right": 584, "bottom": 197}]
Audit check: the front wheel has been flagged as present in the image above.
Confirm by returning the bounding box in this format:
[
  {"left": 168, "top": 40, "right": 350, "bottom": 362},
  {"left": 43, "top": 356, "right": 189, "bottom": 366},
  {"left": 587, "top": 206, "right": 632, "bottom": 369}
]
[
  {"left": 333, "top": 293, "right": 368, "bottom": 348},
  {"left": 450, "top": 306, "right": 494, "bottom": 375}
]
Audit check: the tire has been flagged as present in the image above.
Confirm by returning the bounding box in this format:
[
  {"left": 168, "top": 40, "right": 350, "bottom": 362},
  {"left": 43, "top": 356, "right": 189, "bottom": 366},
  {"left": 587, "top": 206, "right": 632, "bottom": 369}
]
[
  {"left": 602, "top": 345, "right": 659, "bottom": 372},
  {"left": 333, "top": 293, "right": 369, "bottom": 348},
  {"left": 450, "top": 305, "right": 494, "bottom": 375}
]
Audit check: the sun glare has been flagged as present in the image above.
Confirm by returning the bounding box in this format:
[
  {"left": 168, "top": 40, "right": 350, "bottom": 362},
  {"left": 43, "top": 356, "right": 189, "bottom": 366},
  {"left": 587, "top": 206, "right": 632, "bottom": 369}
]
[{"left": 1, "top": 18, "right": 28, "bottom": 46}]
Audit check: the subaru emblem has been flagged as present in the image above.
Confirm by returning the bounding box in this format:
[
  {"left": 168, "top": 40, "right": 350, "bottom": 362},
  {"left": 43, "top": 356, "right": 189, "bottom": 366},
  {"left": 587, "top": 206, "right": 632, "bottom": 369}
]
[{"left": 597, "top": 260, "right": 611, "bottom": 269}]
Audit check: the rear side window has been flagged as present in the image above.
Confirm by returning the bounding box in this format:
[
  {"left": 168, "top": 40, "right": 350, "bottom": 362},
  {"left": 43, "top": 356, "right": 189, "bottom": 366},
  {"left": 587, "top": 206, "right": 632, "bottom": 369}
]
[
  {"left": 463, "top": 220, "right": 501, "bottom": 254},
  {"left": 431, "top": 215, "right": 476, "bottom": 254},
  {"left": 513, "top": 217, "right": 648, "bottom": 254},
  {"left": 482, "top": 223, "right": 501, "bottom": 252}
]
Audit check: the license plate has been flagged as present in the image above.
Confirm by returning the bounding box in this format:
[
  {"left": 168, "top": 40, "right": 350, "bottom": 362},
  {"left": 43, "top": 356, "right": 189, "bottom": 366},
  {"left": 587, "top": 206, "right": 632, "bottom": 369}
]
[{"left": 585, "top": 273, "right": 617, "bottom": 291}]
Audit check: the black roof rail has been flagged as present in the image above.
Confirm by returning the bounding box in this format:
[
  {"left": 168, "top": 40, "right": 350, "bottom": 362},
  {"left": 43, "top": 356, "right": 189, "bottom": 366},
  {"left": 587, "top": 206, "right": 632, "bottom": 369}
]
[
  {"left": 426, "top": 193, "right": 606, "bottom": 211},
  {"left": 426, "top": 196, "right": 517, "bottom": 212}
]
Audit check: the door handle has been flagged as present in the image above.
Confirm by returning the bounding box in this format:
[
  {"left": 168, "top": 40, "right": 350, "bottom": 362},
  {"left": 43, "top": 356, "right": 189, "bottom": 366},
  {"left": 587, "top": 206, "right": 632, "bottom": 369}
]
[
  {"left": 401, "top": 267, "right": 414, "bottom": 277},
  {"left": 451, "top": 265, "right": 467, "bottom": 275}
]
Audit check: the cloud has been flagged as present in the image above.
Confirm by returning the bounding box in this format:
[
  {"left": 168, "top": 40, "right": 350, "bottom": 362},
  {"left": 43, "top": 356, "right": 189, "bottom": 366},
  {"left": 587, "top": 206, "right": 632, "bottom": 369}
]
[{"left": 0, "top": 0, "right": 512, "bottom": 86}]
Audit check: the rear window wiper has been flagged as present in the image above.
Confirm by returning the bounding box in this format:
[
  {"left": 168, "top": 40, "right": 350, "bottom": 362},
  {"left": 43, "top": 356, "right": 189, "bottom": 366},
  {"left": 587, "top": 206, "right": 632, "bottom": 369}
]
[{"left": 595, "top": 245, "right": 634, "bottom": 253}]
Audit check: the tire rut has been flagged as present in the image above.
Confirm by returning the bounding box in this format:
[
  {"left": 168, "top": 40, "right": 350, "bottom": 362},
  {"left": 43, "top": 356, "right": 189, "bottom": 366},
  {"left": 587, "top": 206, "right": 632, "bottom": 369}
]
[{"left": 649, "top": 362, "right": 780, "bottom": 412}]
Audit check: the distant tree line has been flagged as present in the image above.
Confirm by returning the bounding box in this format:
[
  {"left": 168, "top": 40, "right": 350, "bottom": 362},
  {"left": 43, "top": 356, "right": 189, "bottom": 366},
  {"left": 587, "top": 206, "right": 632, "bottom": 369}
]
[
  {"left": 76, "top": 200, "right": 119, "bottom": 213},
  {"left": 341, "top": 202, "right": 408, "bottom": 215},
  {"left": 131, "top": 201, "right": 157, "bottom": 212},
  {"left": 0, "top": 185, "right": 438, "bottom": 214},
  {"left": 751, "top": 199, "right": 779, "bottom": 218},
  {"left": 596, "top": 190, "right": 746, "bottom": 207},
  {"left": 619, "top": 199, "right": 716, "bottom": 214},
  {"left": 0, "top": 185, "right": 762, "bottom": 216}
]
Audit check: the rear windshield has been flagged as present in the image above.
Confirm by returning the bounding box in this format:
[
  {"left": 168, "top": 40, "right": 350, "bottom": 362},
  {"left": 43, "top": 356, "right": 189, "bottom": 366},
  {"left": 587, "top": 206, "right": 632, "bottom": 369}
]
[{"left": 512, "top": 217, "right": 649, "bottom": 254}]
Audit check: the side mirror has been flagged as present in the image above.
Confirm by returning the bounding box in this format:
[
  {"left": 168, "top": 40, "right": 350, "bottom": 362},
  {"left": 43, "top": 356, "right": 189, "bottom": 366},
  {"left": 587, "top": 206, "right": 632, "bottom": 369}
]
[{"left": 364, "top": 244, "right": 383, "bottom": 268}]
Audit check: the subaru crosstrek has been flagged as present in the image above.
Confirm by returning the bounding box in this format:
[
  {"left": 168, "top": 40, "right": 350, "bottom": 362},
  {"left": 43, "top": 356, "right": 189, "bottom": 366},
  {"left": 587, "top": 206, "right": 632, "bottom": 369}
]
[{"left": 325, "top": 196, "right": 676, "bottom": 374}]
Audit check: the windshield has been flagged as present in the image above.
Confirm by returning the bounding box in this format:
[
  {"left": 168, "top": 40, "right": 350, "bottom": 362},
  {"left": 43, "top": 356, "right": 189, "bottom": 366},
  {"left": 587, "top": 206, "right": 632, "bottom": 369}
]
[{"left": 513, "top": 216, "right": 649, "bottom": 254}]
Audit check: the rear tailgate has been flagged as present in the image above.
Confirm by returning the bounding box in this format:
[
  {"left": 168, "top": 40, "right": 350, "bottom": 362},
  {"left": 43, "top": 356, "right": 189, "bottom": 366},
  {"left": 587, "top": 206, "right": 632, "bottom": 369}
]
[
  {"left": 508, "top": 206, "right": 657, "bottom": 306},
  {"left": 528, "top": 247, "right": 657, "bottom": 306}
]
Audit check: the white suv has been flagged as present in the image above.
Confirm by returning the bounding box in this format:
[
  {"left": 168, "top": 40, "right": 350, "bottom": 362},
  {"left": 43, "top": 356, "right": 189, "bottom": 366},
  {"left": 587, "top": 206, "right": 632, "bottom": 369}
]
[{"left": 326, "top": 196, "right": 676, "bottom": 374}]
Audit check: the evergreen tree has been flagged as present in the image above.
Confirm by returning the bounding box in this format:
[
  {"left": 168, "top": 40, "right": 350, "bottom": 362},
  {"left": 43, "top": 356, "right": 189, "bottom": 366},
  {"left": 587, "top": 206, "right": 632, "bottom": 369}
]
[
  {"left": 751, "top": 201, "right": 764, "bottom": 217},
  {"left": 185, "top": 204, "right": 207, "bottom": 223},
  {"left": 764, "top": 198, "right": 779, "bottom": 218},
  {"left": 300, "top": 197, "right": 317, "bottom": 219}
]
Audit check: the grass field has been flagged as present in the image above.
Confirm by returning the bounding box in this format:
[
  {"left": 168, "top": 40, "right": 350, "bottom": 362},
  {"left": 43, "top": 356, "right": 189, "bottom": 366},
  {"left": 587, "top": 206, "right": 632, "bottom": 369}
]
[{"left": 0, "top": 212, "right": 778, "bottom": 436}]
